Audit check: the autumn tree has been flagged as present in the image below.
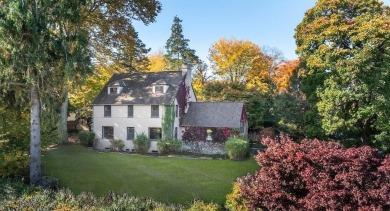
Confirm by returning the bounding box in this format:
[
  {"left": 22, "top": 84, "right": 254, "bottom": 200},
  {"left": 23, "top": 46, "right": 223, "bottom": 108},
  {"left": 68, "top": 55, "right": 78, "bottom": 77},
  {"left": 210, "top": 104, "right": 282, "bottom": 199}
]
[
  {"left": 165, "top": 16, "right": 198, "bottom": 70},
  {"left": 258, "top": 46, "right": 285, "bottom": 88},
  {"left": 192, "top": 60, "right": 212, "bottom": 101},
  {"left": 147, "top": 49, "right": 167, "bottom": 72},
  {"left": 273, "top": 59, "right": 299, "bottom": 93},
  {"left": 69, "top": 64, "right": 123, "bottom": 127},
  {"left": 209, "top": 38, "right": 271, "bottom": 92},
  {"left": 85, "top": 0, "right": 161, "bottom": 70},
  {"left": 0, "top": 0, "right": 91, "bottom": 184},
  {"left": 68, "top": 0, "right": 162, "bottom": 132},
  {"left": 295, "top": 0, "right": 390, "bottom": 150}
]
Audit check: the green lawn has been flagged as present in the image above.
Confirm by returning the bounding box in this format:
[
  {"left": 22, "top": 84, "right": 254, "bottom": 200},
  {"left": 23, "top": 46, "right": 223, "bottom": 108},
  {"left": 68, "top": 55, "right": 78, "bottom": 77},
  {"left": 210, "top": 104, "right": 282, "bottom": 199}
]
[{"left": 42, "top": 144, "right": 259, "bottom": 204}]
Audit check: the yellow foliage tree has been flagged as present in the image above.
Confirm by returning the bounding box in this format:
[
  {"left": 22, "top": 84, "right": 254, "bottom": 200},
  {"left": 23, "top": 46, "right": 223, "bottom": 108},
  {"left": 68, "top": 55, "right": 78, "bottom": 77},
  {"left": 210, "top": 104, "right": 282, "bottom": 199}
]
[
  {"left": 192, "top": 60, "right": 212, "bottom": 101},
  {"left": 147, "top": 50, "right": 167, "bottom": 72},
  {"left": 209, "top": 38, "right": 270, "bottom": 92}
]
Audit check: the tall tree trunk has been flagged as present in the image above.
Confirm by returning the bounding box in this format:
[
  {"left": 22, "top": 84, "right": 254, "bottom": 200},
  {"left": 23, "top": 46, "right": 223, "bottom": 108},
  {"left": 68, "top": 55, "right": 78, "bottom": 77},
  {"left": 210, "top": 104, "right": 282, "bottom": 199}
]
[
  {"left": 30, "top": 85, "right": 42, "bottom": 185},
  {"left": 59, "top": 89, "right": 68, "bottom": 144}
]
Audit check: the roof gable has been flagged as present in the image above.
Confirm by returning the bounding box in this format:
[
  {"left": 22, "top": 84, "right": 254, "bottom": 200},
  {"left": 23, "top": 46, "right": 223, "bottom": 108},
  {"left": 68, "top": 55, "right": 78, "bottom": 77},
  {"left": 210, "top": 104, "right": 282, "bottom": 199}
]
[
  {"left": 108, "top": 80, "right": 126, "bottom": 87},
  {"left": 153, "top": 79, "right": 168, "bottom": 85}
]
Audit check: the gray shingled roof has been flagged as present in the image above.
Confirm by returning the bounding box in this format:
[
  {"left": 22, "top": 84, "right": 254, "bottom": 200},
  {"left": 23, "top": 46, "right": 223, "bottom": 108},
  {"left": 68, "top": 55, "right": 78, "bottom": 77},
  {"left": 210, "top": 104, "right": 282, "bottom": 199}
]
[
  {"left": 181, "top": 102, "right": 245, "bottom": 128},
  {"left": 92, "top": 71, "right": 183, "bottom": 105}
]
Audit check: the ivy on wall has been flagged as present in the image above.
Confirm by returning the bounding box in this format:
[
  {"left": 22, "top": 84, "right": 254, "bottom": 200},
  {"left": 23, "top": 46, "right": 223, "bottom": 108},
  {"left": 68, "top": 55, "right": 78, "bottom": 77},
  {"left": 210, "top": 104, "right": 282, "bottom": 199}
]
[
  {"left": 162, "top": 105, "right": 174, "bottom": 140},
  {"left": 176, "top": 75, "right": 189, "bottom": 124}
]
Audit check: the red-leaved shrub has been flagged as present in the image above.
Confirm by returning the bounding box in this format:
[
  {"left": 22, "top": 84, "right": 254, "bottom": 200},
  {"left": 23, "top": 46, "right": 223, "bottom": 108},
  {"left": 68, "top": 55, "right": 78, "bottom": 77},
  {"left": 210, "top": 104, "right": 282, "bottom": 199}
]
[
  {"left": 212, "top": 127, "right": 239, "bottom": 143},
  {"left": 238, "top": 136, "right": 390, "bottom": 210},
  {"left": 182, "top": 127, "right": 207, "bottom": 142}
]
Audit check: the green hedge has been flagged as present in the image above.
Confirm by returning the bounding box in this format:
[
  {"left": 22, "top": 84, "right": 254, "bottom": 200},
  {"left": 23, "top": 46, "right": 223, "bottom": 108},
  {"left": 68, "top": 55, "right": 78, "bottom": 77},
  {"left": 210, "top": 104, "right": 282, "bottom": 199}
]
[
  {"left": 157, "top": 139, "right": 182, "bottom": 155},
  {"left": 133, "top": 133, "right": 151, "bottom": 154},
  {"left": 78, "top": 131, "right": 95, "bottom": 147},
  {"left": 225, "top": 137, "right": 249, "bottom": 160}
]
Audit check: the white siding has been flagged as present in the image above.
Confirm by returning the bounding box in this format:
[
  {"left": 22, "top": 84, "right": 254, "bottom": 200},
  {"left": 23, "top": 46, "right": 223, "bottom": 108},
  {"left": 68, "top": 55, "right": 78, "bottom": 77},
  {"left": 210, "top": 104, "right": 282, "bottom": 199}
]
[
  {"left": 93, "top": 105, "right": 163, "bottom": 152},
  {"left": 93, "top": 80, "right": 197, "bottom": 152},
  {"left": 172, "top": 99, "right": 183, "bottom": 140}
]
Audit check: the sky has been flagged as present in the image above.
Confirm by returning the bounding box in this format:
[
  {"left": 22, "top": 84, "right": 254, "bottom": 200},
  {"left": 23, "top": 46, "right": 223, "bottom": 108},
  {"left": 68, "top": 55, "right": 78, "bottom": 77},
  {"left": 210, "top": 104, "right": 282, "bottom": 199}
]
[{"left": 134, "top": 0, "right": 390, "bottom": 64}]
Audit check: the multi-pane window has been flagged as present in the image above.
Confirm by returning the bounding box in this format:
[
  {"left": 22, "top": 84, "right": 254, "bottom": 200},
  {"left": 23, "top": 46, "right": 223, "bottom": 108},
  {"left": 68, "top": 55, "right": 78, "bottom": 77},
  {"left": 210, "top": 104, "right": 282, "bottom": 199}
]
[
  {"left": 127, "top": 127, "right": 135, "bottom": 140},
  {"left": 151, "top": 105, "right": 159, "bottom": 118},
  {"left": 175, "top": 105, "right": 178, "bottom": 117},
  {"left": 174, "top": 127, "right": 178, "bottom": 140},
  {"left": 155, "top": 85, "right": 164, "bottom": 93},
  {"left": 102, "top": 126, "right": 114, "bottom": 139},
  {"left": 149, "top": 128, "right": 162, "bottom": 140},
  {"left": 104, "top": 105, "right": 111, "bottom": 117},
  {"left": 128, "top": 105, "right": 134, "bottom": 117},
  {"left": 109, "top": 87, "right": 118, "bottom": 94},
  {"left": 240, "top": 122, "right": 244, "bottom": 134}
]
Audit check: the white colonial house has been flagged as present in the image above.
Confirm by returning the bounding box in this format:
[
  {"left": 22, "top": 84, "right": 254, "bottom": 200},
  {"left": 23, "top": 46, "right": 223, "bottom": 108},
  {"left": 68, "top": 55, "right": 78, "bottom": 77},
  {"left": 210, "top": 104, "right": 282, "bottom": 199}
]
[{"left": 92, "top": 66, "right": 248, "bottom": 152}]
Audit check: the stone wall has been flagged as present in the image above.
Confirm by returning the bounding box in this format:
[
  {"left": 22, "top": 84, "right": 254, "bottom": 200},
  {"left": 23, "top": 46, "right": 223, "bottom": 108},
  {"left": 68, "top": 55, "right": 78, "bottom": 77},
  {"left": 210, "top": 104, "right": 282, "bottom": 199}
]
[{"left": 182, "top": 141, "right": 226, "bottom": 155}]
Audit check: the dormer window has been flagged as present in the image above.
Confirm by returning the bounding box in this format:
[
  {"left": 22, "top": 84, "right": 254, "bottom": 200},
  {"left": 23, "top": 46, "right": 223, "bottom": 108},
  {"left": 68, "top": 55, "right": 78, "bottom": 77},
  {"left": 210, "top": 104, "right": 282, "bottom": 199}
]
[
  {"left": 155, "top": 85, "right": 164, "bottom": 93},
  {"left": 109, "top": 87, "right": 118, "bottom": 94},
  {"left": 152, "top": 79, "right": 168, "bottom": 94},
  {"left": 108, "top": 80, "right": 125, "bottom": 95}
]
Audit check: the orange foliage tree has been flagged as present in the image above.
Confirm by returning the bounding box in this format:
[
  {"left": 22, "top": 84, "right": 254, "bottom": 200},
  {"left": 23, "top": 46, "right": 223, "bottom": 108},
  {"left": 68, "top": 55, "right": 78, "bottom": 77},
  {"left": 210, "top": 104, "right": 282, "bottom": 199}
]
[{"left": 273, "top": 59, "right": 299, "bottom": 92}]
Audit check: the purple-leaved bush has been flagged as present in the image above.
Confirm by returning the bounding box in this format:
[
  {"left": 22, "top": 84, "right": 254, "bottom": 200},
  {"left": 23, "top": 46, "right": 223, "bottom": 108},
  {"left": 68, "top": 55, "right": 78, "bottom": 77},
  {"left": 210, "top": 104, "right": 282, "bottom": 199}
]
[{"left": 238, "top": 136, "right": 390, "bottom": 211}]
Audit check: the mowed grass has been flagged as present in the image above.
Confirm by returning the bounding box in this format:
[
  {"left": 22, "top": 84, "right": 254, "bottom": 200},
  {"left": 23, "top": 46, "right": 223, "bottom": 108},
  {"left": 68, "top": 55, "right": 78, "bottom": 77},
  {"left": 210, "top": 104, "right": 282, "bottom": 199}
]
[{"left": 43, "top": 144, "right": 259, "bottom": 204}]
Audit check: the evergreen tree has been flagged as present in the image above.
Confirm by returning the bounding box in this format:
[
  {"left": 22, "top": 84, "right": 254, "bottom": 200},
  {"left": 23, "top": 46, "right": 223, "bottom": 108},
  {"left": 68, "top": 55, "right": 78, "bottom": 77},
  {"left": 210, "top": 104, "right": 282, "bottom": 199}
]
[
  {"left": 165, "top": 16, "right": 198, "bottom": 70},
  {"left": 113, "top": 28, "right": 151, "bottom": 71},
  {"left": 0, "top": 0, "right": 91, "bottom": 184}
]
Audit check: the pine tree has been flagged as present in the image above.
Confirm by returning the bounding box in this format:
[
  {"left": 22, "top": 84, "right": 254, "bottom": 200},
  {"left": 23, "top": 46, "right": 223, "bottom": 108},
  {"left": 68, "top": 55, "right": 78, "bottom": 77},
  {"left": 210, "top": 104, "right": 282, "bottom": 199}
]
[{"left": 165, "top": 16, "right": 198, "bottom": 70}]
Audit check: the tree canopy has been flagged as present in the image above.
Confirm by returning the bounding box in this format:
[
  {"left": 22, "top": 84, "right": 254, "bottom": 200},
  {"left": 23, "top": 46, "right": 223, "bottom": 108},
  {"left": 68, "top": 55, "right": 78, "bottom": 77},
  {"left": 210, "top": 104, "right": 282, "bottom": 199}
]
[
  {"left": 273, "top": 59, "right": 299, "bottom": 93},
  {"left": 295, "top": 0, "right": 390, "bottom": 151},
  {"left": 85, "top": 0, "right": 161, "bottom": 70},
  {"left": 191, "top": 60, "right": 212, "bottom": 101},
  {"left": 147, "top": 50, "right": 167, "bottom": 72},
  {"left": 209, "top": 38, "right": 266, "bottom": 85}
]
